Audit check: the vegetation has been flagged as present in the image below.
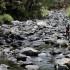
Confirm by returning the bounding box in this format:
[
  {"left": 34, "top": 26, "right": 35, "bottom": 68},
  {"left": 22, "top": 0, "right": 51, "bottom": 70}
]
[
  {"left": 66, "top": 6, "right": 70, "bottom": 17},
  {"left": 0, "top": 14, "right": 13, "bottom": 24},
  {"left": 3, "top": 14, "right": 13, "bottom": 24},
  {"left": 0, "top": 0, "right": 70, "bottom": 21}
]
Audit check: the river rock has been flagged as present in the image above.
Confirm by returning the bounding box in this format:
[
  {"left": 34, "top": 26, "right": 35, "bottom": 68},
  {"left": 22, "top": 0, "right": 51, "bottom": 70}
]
[
  {"left": 20, "top": 47, "right": 39, "bottom": 56},
  {"left": 50, "top": 48, "right": 62, "bottom": 56},
  {"left": 16, "top": 54, "right": 27, "bottom": 61},
  {"left": 56, "top": 39, "right": 69, "bottom": 48},
  {"left": 65, "top": 54, "right": 70, "bottom": 58},
  {"left": 0, "top": 64, "right": 9, "bottom": 70},
  {"left": 38, "top": 52, "right": 46, "bottom": 57},
  {"left": 11, "top": 20, "right": 20, "bottom": 25},
  {"left": 25, "top": 65, "right": 39, "bottom": 70},
  {"left": 36, "top": 20, "right": 47, "bottom": 26},
  {"left": 32, "top": 40, "right": 45, "bottom": 47},
  {"left": 55, "top": 58, "right": 70, "bottom": 70},
  {"left": 55, "top": 53, "right": 64, "bottom": 59}
]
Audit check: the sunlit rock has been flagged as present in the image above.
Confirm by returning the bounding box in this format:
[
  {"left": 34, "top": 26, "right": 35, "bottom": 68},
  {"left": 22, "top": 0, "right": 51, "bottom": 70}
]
[
  {"left": 10, "top": 27, "right": 19, "bottom": 35},
  {"left": 11, "top": 20, "right": 20, "bottom": 25},
  {"left": 25, "top": 65, "right": 39, "bottom": 70},
  {"left": 0, "top": 64, "right": 9, "bottom": 70},
  {"left": 36, "top": 20, "right": 47, "bottom": 26},
  {"left": 38, "top": 52, "right": 46, "bottom": 57}
]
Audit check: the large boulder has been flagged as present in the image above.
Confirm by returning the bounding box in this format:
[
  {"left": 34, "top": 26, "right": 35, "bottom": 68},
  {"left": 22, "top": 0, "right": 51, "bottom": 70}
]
[{"left": 20, "top": 47, "right": 39, "bottom": 56}]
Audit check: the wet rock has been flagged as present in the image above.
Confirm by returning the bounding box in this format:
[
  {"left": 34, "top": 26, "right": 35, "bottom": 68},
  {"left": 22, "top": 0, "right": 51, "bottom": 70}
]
[
  {"left": 16, "top": 54, "right": 27, "bottom": 61},
  {"left": 44, "top": 38, "right": 56, "bottom": 45},
  {"left": 20, "top": 56, "right": 33, "bottom": 66},
  {"left": 50, "top": 48, "right": 62, "bottom": 56},
  {"left": 13, "top": 35, "right": 25, "bottom": 40},
  {"left": 20, "top": 47, "right": 39, "bottom": 56},
  {"left": 5, "top": 38, "right": 13, "bottom": 44},
  {"left": 20, "top": 61, "right": 33, "bottom": 67}
]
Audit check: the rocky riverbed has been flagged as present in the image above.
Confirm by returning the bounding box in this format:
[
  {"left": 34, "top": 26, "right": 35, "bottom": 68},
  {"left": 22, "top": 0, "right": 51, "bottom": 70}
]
[{"left": 0, "top": 10, "right": 70, "bottom": 70}]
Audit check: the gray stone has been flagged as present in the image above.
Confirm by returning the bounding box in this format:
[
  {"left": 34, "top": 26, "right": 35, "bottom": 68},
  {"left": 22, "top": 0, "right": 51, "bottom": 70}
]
[{"left": 20, "top": 47, "right": 39, "bottom": 56}]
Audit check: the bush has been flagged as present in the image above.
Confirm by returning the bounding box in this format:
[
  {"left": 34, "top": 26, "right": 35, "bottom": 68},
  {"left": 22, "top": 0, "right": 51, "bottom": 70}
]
[
  {"left": 0, "top": 14, "right": 14, "bottom": 24},
  {"left": 3, "top": 14, "right": 14, "bottom": 24},
  {"left": 41, "top": 6, "right": 49, "bottom": 17},
  {"left": 66, "top": 6, "right": 70, "bottom": 17}
]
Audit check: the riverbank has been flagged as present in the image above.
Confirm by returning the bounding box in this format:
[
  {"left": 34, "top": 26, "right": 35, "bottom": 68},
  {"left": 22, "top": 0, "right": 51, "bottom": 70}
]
[{"left": 0, "top": 10, "right": 70, "bottom": 70}]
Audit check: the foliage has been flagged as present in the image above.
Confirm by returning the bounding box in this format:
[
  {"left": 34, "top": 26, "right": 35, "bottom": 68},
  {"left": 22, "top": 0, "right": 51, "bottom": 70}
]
[
  {"left": 0, "top": 15, "right": 3, "bottom": 24},
  {"left": 0, "top": 0, "right": 70, "bottom": 20},
  {"left": 42, "top": 0, "right": 55, "bottom": 9},
  {"left": 66, "top": 6, "right": 70, "bottom": 17},
  {"left": 41, "top": 6, "right": 49, "bottom": 17},
  {"left": 3, "top": 14, "right": 13, "bottom": 22},
  {"left": 0, "top": 14, "right": 13, "bottom": 24},
  {"left": 5, "top": 0, "right": 42, "bottom": 20}
]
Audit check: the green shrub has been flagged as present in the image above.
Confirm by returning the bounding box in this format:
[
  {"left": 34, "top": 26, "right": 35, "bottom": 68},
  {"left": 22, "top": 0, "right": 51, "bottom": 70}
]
[
  {"left": 0, "top": 14, "right": 14, "bottom": 24},
  {"left": 66, "top": 6, "right": 70, "bottom": 17},
  {"left": 41, "top": 6, "right": 49, "bottom": 17},
  {"left": 3, "top": 14, "right": 14, "bottom": 24}
]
